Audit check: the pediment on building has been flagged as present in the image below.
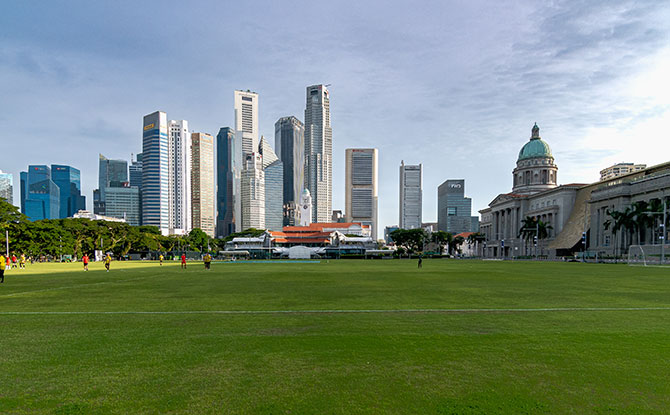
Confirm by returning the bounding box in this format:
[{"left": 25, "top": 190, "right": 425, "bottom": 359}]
[{"left": 488, "top": 192, "right": 528, "bottom": 207}]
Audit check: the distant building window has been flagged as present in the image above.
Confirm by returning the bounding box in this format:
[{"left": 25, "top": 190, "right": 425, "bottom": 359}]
[
  {"left": 447, "top": 207, "right": 457, "bottom": 216},
  {"left": 242, "top": 96, "right": 253, "bottom": 102}
]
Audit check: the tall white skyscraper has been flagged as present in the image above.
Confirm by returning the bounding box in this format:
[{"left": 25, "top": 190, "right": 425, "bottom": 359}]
[
  {"left": 191, "top": 133, "right": 215, "bottom": 237},
  {"left": 234, "top": 90, "right": 259, "bottom": 155},
  {"left": 168, "top": 120, "right": 192, "bottom": 234},
  {"left": 241, "top": 152, "right": 265, "bottom": 230},
  {"left": 345, "top": 148, "right": 378, "bottom": 239},
  {"left": 304, "top": 84, "right": 332, "bottom": 223},
  {"left": 399, "top": 161, "right": 422, "bottom": 229},
  {"left": 0, "top": 170, "right": 13, "bottom": 205},
  {"left": 142, "top": 111, "right": 169, "bottom": 234}
]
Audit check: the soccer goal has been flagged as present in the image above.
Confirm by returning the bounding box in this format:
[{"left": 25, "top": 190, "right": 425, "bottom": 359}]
[{"left": 627, "top": 244, "right": 670, "bottom": 266}]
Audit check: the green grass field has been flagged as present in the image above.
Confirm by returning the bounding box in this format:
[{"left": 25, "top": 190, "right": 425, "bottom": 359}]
[{"left": 1, "top": 259, "right": 670, "bottom": 414}]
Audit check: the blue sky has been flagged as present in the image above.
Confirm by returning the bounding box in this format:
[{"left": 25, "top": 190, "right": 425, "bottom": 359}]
[{"left": 2, "top": 0, "right": 670, "bottom": 232}]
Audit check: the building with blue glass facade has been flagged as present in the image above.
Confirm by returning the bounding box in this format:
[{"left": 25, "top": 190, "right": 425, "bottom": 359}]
[
  {"left": 142, "top": 111, "right": 170, "bottom": 233},
  {"left": 52, "top": 165, "right": 86, "bottom": 218},
  {"left": 274, "top": 116, "right": 304, "bottom": 225},
  {"left": 216, "top": 127, "right": 242, "bottom": 237},
  {"left": 20, "top": 165, "right": 61, "bottom": 221},
  {"left": 437, "top": 179, "right": 479, "bottom": 234}
]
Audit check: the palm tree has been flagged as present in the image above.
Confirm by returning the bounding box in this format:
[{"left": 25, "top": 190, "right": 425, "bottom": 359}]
[{"left": 467, "top": 232, "right": 487, "bottom": 257}]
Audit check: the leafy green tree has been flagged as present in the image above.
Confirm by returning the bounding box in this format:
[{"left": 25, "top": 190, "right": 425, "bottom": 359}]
[
  {"left": 390, "top": 228, "right": 428, "bottom": 253},
  {"left": 431, "top": 231, "right": 452, "bottom": 254}
]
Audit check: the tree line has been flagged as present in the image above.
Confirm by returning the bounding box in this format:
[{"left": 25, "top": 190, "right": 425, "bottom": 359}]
[
  {"left": 389, "top": 228, "right": 486, "bottom": 256},
  {"left": 0, "top": 199, "right": 251, "bottom": 259}
]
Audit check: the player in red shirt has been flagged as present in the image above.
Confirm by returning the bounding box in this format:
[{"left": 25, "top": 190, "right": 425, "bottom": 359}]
[
  {"left": 181, "top": 254, "right": 187, "bottom": 269},
  {"left": 82, "top": 254, "right": 89, "bottom": 271}
]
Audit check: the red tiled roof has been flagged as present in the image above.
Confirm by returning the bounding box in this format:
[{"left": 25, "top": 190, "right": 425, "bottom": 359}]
[
  {"left": 282, "top": 222, "right": 369, "bottom": 232},
  {"left": 455, "top": 232, "right": 475, "bottom": 238}
]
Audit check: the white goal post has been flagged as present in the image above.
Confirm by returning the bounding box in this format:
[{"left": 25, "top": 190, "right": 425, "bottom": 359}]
[{"left": 627, "top": 245, "right": 669, "bottom": 266}]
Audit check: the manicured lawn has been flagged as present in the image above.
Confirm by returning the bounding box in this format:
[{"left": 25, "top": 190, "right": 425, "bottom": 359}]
[{"left": 1, "top": 260, "right": 670, "bottom": 414}]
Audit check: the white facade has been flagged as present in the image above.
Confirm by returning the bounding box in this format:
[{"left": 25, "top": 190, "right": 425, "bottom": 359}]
[
  {"left": 241, "top": 152, "right": 265, "bottom": 230},
  {"left": 304, "top": 84, "right": 333, "bottom": 223},
  {"left": 345, "top": 148, "right": 378, "bottom": 239},
  {"left": 191, "top": 133, "right": 215, "bottom": 237},
  {"left": 600, "top": 162, "right": 646, "bottom": 181},
  {"left": 234, "top": 90, "right": 259, "bottom": 156},
  {"left": 299, "top": 189, "right": 312, "bottom": 227},
  {"left": 399, "top": 161, "right": 422, "bottom": 229},
  {"left": 0, "top": 170, "right": 13, "bottom": 205},
  {"left": 168, "top": 120, "right": 192, "bottom": 234}
]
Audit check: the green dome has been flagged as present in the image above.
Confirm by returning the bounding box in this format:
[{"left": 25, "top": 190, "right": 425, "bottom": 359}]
[
  {"left": 518, "top": 138, "right": 552, "bottom": 161},
  {"left": 517, "top": 124, "right": 552, "bottom": 161}
]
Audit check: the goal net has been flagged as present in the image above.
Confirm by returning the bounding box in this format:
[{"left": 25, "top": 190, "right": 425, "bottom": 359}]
[{"left": 627, "top": 244, "right": 669, "bottom": 266}]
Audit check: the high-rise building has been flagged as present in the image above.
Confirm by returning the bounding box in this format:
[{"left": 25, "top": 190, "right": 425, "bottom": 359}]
[
  {"left": 104, "top": 185, "right": 141, "bottom": 226},
  {"left": 51, "top": 165, "right": 86, "bottom": 218},
  {"left": 129, "top": 153, "right": 143, "bottom": 189},
  {"left": 437, "top": 179, "right": 479, "bottom": 234},
  {"left": 0, "top": 170, "right": 13, "bottom": 205},
  {"left": 142, "top": 111, "right": 169, "bottom": 233},
  {"left": 345, "top": 148, "right": 378, "bottom": 239},
  {"left": 168, "top": 120, "right": 191, "bottom": 234},
  {"left": 234, "top": 90, "right": 259, "bottom": 155},
  {"left": 399, "top": 161, "right": 422, "bottom": 229},
  {"left": 20, "top": 165, "right": 60, "bottom": 221},
  {"left": 241, "top": 152, "right": 265, "bottom": 230},
  {"left": 274, "top": 116, "right": 304, "bottom": 225},
  {"left": 191, "top": 132, "right": 215, "bottom": 237},
  {"left": 95, "top": 154, "right": 128, "bottom": 214},
  {"left": 600, "top": 162, "right": 647, "bottom": 181},
  {"left": 216, "top": 127, "right": 242, "bottom": 237},
  {"left": 304, "top": 84, "right": 332, "bottom": 223},
  {"left": 259, "top": 136, "right": 283, "bottom": 231}
]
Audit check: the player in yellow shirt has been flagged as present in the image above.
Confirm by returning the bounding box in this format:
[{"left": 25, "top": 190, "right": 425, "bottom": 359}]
[
  {"left": 159, "top": 254, "right": 164, "bottom": 266},
  {"left": 104, "top": 254, "right": 112, "bottom": 272},
  {"left": 0, "top": 254, "right": 5, "bottom": 283}
]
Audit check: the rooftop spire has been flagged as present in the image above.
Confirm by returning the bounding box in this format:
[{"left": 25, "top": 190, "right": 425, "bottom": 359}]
[{"left": 531, "top": 123, "right": 540, "bottom": 139}]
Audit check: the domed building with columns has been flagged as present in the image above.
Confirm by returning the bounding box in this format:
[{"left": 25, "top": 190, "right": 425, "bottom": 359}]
[
  {"left": 479, "top": 123, "right": 670, "bottom": 259},
  {"left": 479, "top": 124, "right": 585, "bottom": 258}
]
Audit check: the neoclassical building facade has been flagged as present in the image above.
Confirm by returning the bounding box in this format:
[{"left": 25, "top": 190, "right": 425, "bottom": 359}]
[
  {"left": 480, "top": 124, "right": 670, "bottom": 258},
  {"left": 480, "top": 124, "right": 585, "bottom": 257}
]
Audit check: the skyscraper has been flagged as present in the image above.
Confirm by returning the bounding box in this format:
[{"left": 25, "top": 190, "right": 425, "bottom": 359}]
[
  {"left": 259, "top": 136, "right": 283, "bottom": 231},
  {"left": 129, "top": 153, "right": 143, "bottom": 189},
  {"left": 51, "top": 165, "right": 86, "bottom": 218},
  {"left": 191, "top": 132, "right": 215, "bottom": 237},
  {"left": 274, "top": 116, "right": 304, "bottom": 226},
  {"left": 241, "top": 152, "right": 265, "bottom": 230},
  {"left": 0, "top": 170, "right": 13, "bottom": 205},
  {"left": 142, "top": 111, "right": 169, "bottom": 233},
  {"left": 345, "top": 148, "right": 378, "bottom": 239},
  {"left": 216, "top": 127, "right": 241, "bottom": 237},
  {"left": 168, "top": 119, "right": 191, "bottom": 234},
  {"left": 20, "top": 165, "right": 60, "bottom": 221},
  {"left": 304, "top": 84, "right": 332, "bottom": 223},
  {"left": 437, "top": 179, "right": 478, "bottom": 234},
  {"left": 104, "top": 186, "right": 141, "bottom": 226},
  {"left": 399, "top": 161, "right": 422, "bottom": 229},
  {"left": 95, "top": 154, "right": 128, "bottom": 214},
  {"left": 234, "top": 90, "right": 259, "bottom": 155}
]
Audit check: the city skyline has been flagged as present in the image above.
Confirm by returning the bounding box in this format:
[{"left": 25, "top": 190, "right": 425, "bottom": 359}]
[{"left": 2, "top": 1, "right": 670, "bottom": 234}]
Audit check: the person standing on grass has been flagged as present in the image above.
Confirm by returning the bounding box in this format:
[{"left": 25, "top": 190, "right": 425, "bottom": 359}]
[
  {"left": 181, "top": 253, "right": 187, "bottom": 269},
  {"left": 159, "top": 254, "right": 164, "bottom": 266},
  {"left": 0, "top": 254, "right": 5, "bottom": 283},
  {"left": 82, "top": 254, "right": 89, "bottom": 271},
  {"left": 104, "top": 254, "right": 111, "bottom": 272},
  {"left": 203, "top": 253, "right": 212, "bottom": 270},
  {"left": 418, "top": 256, "right": 423, "bottom": 269},
  {"left": 5, "top": 255, "right": 10, "bottom": 270},
  {"left": 19, "top": 254, "right": 26, "bottom": 269},
  {"left": 11, "top": 254, "right": 17, "bottom": 268}
]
